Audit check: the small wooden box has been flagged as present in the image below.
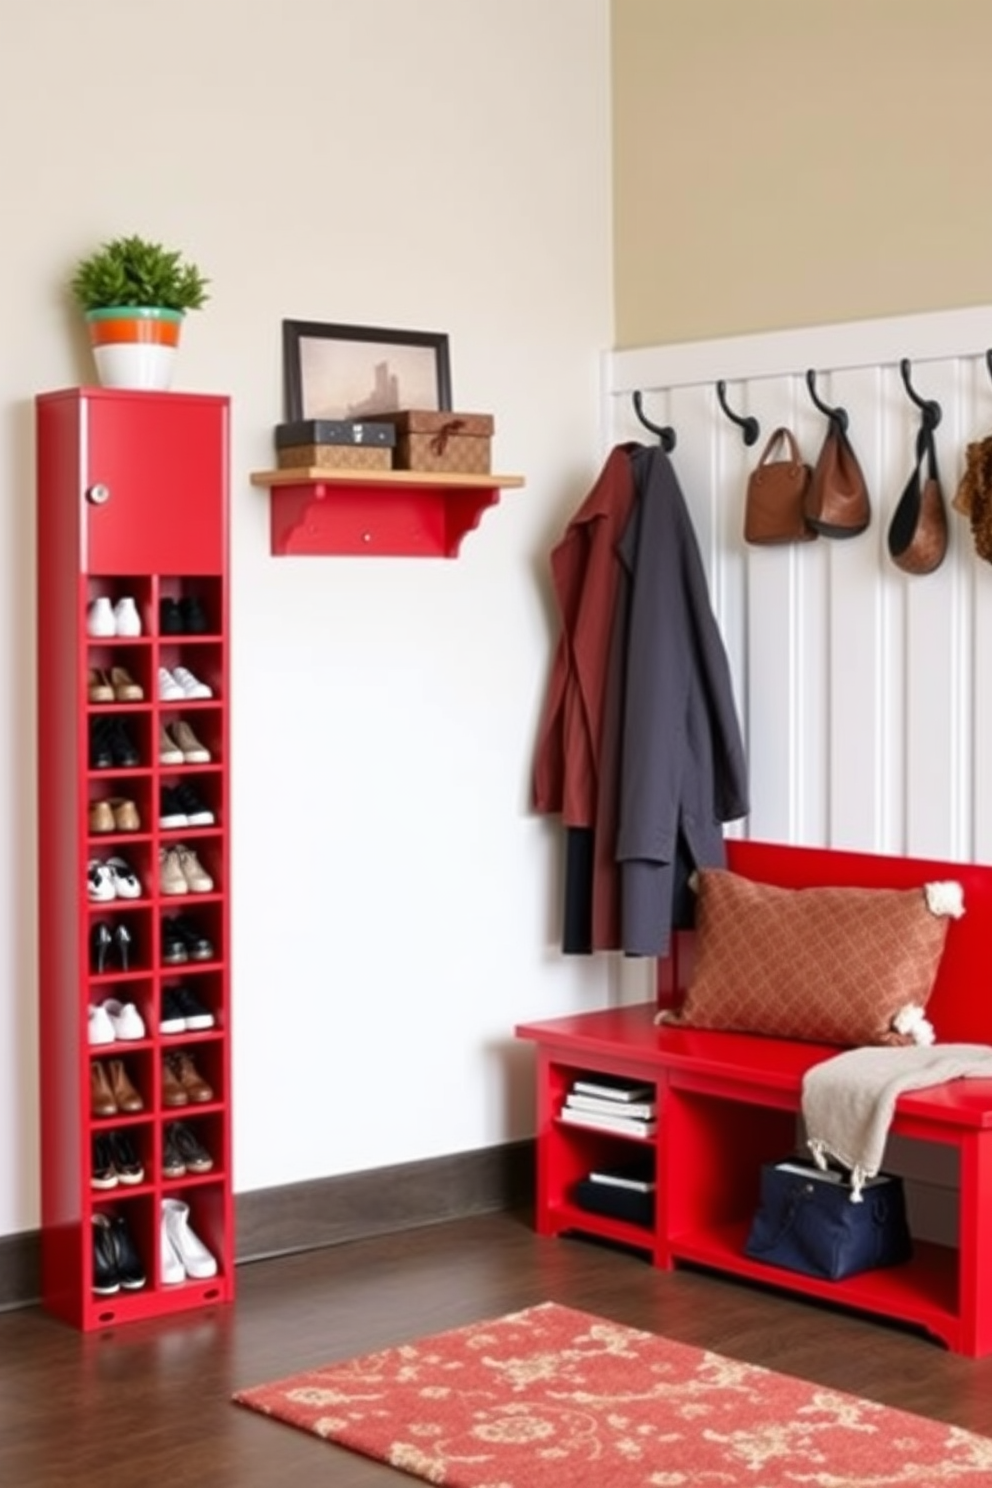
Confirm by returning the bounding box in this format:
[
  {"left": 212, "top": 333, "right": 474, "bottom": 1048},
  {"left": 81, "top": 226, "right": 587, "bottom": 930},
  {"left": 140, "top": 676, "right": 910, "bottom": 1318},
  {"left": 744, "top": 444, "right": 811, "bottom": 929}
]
[
  {"left": 375, "top": 410, "right": 494, "bottom": 475},
  {"left": 275, "top": 419, "right": 395, "bottom": 471}
]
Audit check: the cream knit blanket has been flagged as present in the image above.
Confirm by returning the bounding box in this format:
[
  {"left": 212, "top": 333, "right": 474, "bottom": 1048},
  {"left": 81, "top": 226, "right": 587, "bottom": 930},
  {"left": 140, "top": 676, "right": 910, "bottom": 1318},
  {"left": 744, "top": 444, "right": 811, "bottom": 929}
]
[{"left": 803, "top": 1043, "right": 992, "bottom": 1200}]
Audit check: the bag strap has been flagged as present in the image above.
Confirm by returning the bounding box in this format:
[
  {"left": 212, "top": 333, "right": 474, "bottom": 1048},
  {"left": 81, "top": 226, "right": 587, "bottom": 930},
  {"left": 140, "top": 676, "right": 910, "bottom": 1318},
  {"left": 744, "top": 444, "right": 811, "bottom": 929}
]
[{"left": 755, "top": 426, "right": 802, "bottom": 468}]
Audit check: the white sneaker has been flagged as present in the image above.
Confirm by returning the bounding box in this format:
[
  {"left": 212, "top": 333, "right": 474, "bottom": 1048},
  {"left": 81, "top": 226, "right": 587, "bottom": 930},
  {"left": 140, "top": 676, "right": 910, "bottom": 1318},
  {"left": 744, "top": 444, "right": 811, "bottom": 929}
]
[
  {"left": 87, "top": 859, "right": 115, "bottom": 902},
  {"left": 86, "top": 597, "right": 115, "bottom": 637},
  {"left": 113, "top": 596, "right": 142, "bottom": 637},
  {"left": 88, "top": 1004, "right": 116, "bottom": 1045},
  {"left": 158, "top": 667, "right": 185, "bottom": 702},
  {"left": 172, "top": 665, "right": 213, "bottom": 700},
  {"left": 160, "top": 1210, "right": 186, "bottom": 1285},
  {"left": 162, "top": 1198, "right": 218, "bottom": 1279},
  {"left": 106, "top": 856, "right": 141, "bottom": 900},
  {"left": 102, "top": 999, "right": 146, "bottom": 1041}
]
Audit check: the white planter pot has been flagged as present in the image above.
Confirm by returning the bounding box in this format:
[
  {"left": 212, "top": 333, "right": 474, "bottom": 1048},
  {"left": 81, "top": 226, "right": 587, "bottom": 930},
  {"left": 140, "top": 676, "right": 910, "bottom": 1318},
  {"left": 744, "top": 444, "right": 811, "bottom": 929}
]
[{"left": 85, "top": 306, "right": 184, "bottom": 391}]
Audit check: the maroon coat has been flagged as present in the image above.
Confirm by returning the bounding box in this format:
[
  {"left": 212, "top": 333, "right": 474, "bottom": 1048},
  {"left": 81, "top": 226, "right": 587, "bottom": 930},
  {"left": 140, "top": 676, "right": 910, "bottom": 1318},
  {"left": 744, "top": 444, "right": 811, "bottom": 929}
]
[{"left": 532, "top": 446, "right": 636, "bottom": 826}]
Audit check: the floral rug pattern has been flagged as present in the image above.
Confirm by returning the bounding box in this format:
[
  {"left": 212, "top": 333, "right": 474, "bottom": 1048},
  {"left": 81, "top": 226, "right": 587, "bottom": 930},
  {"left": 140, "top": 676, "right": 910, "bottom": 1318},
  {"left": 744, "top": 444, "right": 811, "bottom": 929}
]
[{"left": 233, "top": 1301, "right": 992, "bottom": 1486}]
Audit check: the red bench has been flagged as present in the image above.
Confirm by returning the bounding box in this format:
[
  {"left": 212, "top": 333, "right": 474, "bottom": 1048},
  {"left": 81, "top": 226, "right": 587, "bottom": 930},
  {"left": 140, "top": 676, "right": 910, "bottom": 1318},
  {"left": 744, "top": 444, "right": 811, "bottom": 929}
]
[{"left": 515, "top": 840, "right": 992, "bottom": 1355}]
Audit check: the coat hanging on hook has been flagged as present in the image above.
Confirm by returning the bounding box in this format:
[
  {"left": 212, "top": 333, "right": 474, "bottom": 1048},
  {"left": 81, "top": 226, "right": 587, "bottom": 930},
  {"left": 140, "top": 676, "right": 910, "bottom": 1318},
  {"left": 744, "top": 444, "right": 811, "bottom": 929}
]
[{"left": 803, "top": 368, "right": 871, "bottom": 538}]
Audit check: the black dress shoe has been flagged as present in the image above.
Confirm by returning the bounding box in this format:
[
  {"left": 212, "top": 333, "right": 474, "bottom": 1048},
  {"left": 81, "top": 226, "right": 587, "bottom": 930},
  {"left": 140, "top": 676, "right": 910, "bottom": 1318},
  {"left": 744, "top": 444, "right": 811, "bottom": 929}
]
[
  {"left": 172, "top": 914, "right": 215, "bottom": 961},
  {"left": 91, "top": 920, "right": 113, "bottom": 974},
  {"left": 89, "top": 718, "right": 114, "bottom": 770},
  {"left": 159, "top": 596, "right": 183, "bottom": 634},
  {"left": 109, "top": 719, "right": 140, "bottom": 768},
  {"left": 92, "top": 1214, "right": 120, "bottom": 1294},
  {"left": 179, "top": 594, "right": 209, "bottom": 634},
  {"left": 109, "top": 1213, "right": 146, "bottom": 1290},
  {"left": 161, "top": 920, "right": 189, "bottom": 965}
]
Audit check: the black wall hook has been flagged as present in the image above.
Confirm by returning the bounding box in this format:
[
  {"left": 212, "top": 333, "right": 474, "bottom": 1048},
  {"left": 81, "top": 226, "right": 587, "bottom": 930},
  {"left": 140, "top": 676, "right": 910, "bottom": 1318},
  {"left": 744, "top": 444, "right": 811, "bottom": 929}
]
[
  {"left": 715, "top": 380, "right": 760, "bottom": 446},
  {"left": 632, "top": 391, "right": 676, "bottom": 453},
  {"left": 899, "top": 357, "right": 942, "bottom": 431},
  {"left": 805, "top": 368, "right": 849, "bottom": 432},
  {"left": 985, "top": 349, "right": 992, "bottom": 387}
]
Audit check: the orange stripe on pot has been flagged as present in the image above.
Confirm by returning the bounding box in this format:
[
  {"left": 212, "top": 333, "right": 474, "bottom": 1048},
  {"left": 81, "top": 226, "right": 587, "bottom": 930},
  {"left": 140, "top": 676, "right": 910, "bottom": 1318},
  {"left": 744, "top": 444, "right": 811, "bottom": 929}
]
[{"left": 87, "top": 316, "right": 183, "bottom": 348}]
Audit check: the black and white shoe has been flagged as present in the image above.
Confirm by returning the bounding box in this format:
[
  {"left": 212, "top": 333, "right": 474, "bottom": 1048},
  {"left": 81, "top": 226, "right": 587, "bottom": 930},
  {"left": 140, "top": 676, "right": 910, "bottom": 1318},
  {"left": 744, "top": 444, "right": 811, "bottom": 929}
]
[
  {"left": 91, "top": 1135, "right": 118, "bottom": 1190},
  {"left": 109, "top": 1213, "right": 146, "bottom": 1290},
  {"left": 91, "top": 1214, "right": 120, "bottom": 1294},
  {"left": 108, "top": 1129, "right": 144, "bottom": 1186}
]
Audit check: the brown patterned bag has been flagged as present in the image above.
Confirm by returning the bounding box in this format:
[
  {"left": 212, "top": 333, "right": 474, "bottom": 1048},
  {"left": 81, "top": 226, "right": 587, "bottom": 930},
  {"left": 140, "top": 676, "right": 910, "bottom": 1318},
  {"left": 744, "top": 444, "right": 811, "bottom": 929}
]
[{"left": 743, "top": 427, "right": 815, "bottom": 545}]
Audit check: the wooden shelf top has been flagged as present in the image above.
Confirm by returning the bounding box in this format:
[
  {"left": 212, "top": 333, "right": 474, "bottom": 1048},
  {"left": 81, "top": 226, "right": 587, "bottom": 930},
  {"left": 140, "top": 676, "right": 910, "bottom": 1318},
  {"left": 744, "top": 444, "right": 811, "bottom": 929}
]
[{"left": 251, "top": 468, "right": 525, "bottom": 490}]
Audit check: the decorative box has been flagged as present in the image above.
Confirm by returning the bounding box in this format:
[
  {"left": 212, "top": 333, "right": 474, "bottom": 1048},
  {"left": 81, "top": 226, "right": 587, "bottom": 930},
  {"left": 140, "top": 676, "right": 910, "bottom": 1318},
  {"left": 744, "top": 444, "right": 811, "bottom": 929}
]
[
  {"left": 275, "top": 419, "right": 395, "bottom": 472},
  {"left": 374, "top": 410, "right": 494, "bottom": 475}
]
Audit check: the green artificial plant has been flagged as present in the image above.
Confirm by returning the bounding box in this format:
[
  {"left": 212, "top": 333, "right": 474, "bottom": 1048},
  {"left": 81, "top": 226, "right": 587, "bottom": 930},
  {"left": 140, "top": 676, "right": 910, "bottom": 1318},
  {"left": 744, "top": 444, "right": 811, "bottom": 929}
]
[{"left": 70, "top": 234, "right": 210, "bottom": 313}]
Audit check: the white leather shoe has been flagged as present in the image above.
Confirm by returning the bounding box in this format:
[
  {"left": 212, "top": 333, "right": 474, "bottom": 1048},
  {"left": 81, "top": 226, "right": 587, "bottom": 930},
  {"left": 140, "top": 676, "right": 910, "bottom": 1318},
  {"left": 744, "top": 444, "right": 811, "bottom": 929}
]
[
  {"left": 158, "top": 667, "right": 185, "bottom": 702},
  {"left": 160, "top": 1208, "right": 186, "bottom": 1285},
  {"left": 102, "top": 999, "right": 146, "bottom": 1041},
  {"left": 88, "top": 1004, "right": 116, "bottom": 1045},
  {"left": 113, "top": 596, "right": 142, "bottom": 637},
  {"left": 86, "top": 597, "right": 115, "bottom": 638},
  {"left": 87, "top": 859, "right": 115, "bottom": 902},
  {"left": 162, "top": 1198, "right": 217, "bottom": 1279},
  {"left": 172, "top": 665, "right": 213, "bottom": 699},
  {"left": 106, "top": 856, "right": 141, "bottom": 899}
]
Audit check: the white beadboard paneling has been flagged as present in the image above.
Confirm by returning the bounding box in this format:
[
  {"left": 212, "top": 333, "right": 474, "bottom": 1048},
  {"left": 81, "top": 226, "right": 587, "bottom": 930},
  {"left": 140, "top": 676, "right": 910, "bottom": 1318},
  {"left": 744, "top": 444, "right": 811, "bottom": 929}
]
[{"left": 608, "top": 306, "right": 992, "bottom": 867}]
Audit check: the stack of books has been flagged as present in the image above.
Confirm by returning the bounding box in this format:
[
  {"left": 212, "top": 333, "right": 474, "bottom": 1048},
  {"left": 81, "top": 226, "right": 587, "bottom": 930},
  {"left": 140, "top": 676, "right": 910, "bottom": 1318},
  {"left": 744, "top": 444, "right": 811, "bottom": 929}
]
[{"left": 558, "top": 1074, "right": 657, "bottom": 1139}]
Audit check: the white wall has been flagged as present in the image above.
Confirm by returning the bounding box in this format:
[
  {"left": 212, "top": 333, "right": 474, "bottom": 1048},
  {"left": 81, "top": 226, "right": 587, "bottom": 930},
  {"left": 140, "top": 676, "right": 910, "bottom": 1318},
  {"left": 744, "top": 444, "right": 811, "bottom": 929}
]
[{"left": 0, "top": 0, "right": 615, "bottom": 1237}]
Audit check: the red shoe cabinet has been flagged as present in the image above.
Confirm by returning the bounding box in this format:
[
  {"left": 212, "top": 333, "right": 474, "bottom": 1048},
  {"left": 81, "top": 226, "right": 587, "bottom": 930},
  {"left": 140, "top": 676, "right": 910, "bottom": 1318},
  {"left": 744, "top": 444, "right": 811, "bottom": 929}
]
[{"left": 36, "top": 387, "right": 234, "bottom": 1330}]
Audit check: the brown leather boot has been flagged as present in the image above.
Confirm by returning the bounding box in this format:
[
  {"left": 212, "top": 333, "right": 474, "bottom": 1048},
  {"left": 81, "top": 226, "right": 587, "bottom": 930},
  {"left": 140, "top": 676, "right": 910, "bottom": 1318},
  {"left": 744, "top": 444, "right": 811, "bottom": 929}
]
[
  {"left": 161, "top": 1054, "right": 189, "bottom": 1108},
  {"left": 169, "top": 1050, "right": 214, "bottom": 1104},
  {"left": 107, "top": 1058, "right": 143, "bottom": 1113},
  {"left": 90, "top": 1060, "right": 117, "bottom": 1117}
]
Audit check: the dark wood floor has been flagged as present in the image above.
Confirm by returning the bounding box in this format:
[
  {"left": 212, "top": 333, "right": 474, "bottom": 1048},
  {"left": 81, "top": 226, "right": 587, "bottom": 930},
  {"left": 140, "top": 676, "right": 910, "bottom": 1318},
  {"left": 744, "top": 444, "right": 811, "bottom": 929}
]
[{"left": 4, "top": 1209, "right": 992, "bottom": 1486}]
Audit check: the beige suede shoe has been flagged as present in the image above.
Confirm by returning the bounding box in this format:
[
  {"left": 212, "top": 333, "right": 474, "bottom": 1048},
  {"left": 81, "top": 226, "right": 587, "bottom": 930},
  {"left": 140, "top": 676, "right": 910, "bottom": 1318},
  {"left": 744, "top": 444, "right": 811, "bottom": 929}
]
[
  {"left": 160, "top": 846, "right": 189, "bottom": 896},
  {"left": 176, "top": 845, "right": 213, "bottom": 893},
  {"left": 169, "top": 720, "right": 211, "bottom": 763}
]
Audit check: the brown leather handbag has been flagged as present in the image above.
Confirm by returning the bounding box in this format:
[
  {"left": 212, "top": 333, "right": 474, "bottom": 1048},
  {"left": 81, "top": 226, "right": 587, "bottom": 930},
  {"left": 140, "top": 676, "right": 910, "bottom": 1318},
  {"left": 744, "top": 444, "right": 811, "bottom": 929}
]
[
  {"left": 887, "top": 422, "right": 948, "bottom": 576},
  {"left": 744, "top": 427, "right": 815, "bottom": 545},
  {"left": 805, "top": 413, "right": 871, "bottom": 538}
]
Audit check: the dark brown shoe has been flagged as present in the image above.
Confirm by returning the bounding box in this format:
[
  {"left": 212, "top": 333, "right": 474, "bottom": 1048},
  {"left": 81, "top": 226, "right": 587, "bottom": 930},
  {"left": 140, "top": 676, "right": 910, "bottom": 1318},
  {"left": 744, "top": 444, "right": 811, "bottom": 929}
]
[
  {"left": 107, "top": 1058, "right": 143, "bottom": 1113},
  {"left": 167, "top": 1050, "right": 213, "bottom": 1104},
  {"left": 90, "top": 1060, "right": 117, "bottom": 1118},
  {"left": 161, "top": 1055, "right": 189, "bottom": 1108}
]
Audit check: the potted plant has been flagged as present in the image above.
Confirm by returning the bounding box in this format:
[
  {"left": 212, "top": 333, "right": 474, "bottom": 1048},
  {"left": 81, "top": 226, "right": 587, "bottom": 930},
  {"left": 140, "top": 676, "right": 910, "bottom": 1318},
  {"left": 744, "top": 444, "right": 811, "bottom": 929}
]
[{"left": 69, "top": 234, "right": 210, "bottom": 390}]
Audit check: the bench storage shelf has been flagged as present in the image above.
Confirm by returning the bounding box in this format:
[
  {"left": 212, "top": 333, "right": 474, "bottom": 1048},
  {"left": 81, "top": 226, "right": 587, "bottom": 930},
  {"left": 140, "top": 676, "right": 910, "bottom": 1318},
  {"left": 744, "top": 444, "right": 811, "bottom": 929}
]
[{"left": 516, "top": 840, "right": 992, "bottom": 1356}]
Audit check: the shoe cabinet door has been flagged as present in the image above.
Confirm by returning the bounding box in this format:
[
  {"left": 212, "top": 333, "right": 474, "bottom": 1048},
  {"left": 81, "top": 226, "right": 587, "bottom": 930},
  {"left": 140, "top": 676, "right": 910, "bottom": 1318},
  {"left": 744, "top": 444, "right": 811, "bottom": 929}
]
[{"left": 83, "top": 392, "right": 228, "bottom": 575}]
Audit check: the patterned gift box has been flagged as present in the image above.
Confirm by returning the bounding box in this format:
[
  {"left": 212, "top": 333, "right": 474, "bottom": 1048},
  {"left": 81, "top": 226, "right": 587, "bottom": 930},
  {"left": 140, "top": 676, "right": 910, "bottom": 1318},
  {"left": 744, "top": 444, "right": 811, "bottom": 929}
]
[{"left": 374, "top": 410, "right": 494, "bottom": 474}]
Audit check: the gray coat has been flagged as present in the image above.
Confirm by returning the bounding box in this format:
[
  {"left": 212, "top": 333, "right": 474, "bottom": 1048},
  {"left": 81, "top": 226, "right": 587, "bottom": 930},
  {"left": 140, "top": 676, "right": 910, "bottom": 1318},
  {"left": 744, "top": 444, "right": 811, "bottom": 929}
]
[{"left": 616, "top": 446, "right": 749, "bottom": 956}]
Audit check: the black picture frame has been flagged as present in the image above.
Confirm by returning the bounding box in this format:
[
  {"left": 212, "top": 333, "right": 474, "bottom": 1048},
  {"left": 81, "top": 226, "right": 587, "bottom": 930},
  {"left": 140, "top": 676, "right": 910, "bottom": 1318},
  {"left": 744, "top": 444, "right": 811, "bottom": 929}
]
[{"left": 282, "top": 320, "right": 452, "bottom": 423}]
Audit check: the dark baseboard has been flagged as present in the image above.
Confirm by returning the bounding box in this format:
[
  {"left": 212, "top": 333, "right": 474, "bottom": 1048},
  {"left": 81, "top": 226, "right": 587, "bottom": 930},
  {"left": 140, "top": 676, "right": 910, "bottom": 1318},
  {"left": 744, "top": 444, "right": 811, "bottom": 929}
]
[{"left": 0, "top": 1139, "right": 534, "bottom": 1313}]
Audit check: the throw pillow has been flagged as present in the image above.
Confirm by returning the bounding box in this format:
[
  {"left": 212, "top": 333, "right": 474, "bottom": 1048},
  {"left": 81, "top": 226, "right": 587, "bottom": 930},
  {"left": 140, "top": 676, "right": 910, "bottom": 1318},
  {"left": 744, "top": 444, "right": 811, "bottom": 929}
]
[{"left": 660, "top": 870, "right": 963, "bottom": 1047}]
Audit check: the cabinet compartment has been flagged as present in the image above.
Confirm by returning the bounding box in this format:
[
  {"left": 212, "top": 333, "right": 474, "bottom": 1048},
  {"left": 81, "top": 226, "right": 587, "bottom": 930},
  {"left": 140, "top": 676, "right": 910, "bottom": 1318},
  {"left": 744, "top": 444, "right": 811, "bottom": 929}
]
[{"left": 38, "top": 387, "right": 233, "bottom": 1331}]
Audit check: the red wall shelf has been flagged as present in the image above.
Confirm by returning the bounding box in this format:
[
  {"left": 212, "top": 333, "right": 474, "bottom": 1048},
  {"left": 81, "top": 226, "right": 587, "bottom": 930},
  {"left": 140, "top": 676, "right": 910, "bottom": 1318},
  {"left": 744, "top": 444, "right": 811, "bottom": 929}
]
[{"left": 250, "top": 467, "right": 525, "bottom": 558}]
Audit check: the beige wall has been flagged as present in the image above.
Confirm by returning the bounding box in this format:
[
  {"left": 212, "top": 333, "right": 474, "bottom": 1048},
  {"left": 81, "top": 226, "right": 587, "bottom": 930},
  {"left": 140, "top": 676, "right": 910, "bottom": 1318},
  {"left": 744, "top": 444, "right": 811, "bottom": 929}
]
[{"left": 611, "top": 0, "right": 992, "bottom": 346}]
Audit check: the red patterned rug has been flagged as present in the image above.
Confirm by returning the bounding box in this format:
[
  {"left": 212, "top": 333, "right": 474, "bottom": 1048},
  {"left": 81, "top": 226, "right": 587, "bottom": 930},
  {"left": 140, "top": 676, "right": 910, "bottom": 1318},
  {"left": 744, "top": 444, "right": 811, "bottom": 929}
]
[{"left": 233, "top": 1301, "right": 992, "bottom": 1485}]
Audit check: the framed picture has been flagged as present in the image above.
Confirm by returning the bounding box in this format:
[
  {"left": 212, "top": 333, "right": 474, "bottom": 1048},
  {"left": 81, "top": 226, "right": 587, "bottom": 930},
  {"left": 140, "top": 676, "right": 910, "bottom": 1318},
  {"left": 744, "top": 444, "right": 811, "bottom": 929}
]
[{"left": 282, "top": 320, "right": 452, "bottom": 422}]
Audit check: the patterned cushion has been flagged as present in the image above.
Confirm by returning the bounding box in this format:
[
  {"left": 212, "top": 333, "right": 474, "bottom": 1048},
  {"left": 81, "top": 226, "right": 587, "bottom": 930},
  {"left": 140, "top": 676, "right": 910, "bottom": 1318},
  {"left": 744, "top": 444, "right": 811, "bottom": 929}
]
[{"left": 663, "top": 869, "right": 952, "bottom": 1047}]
